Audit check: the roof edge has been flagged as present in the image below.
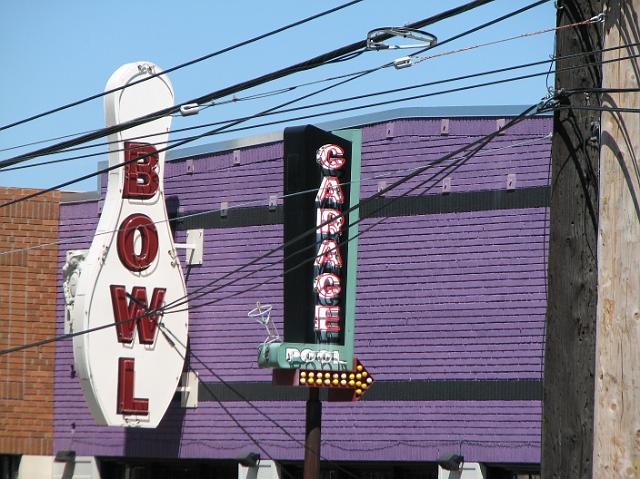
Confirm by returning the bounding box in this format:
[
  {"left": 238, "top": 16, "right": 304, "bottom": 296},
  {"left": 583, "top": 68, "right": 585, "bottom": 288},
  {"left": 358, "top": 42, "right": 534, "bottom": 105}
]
[
  {"left": 64, "top": 105, "right": 549, "bottom": 203},
  {"left": 166, "top": 105, "right": 547, "bottom": 162}
]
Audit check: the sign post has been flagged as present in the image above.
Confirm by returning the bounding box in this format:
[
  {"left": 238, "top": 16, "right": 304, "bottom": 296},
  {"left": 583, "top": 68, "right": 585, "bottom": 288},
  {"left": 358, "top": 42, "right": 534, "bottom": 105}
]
[
  {"left": 258, "top": 125, "right": 368, "bottom": 477},
  {"left": 303, "top": 387, "right": 321, "bottom": 479}
]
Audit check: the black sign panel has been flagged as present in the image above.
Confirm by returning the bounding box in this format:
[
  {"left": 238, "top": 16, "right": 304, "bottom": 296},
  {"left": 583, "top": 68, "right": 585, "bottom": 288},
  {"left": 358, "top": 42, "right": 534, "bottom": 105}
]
[{"left": 283, "top": 125, "right": 352, "bottom": 346}]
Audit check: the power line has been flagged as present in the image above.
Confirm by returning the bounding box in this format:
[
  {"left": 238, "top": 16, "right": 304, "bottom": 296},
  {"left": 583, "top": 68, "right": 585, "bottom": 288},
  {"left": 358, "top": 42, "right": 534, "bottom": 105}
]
[
  {"left": 0, "top": 127, "right": 102, "bottom": 155},
  {"left": 166, "top": 124, "right": 535, "bottom": 316},
  {"left": 0, "top": 67, "right": 377, "bottom": 210},
  {"left": 0, "top": 0, "right": 498, "bottom": 170},
  {"left": 157, "top": 340, "right": 304, "bottom": 479},
  {"left": 411, "top": 0, "right": 552, "bottom": 57},
  {"left": 0, "top": 82, "right": 336, "bottom": 155},
  {"left": 410, "top": 14, "right": 602, "bottom": 67},
  {"left": 6, "top": 35, "right": 636, "bottom": 160},
  {"left": 555, "top": 105, "right": 640, "bottom": 114},
  {"left": 161, "top": 104, "right": 541, "bottom": 313},
  {"left": 0, "top": 0, "right": 554, "bottom": 157},
  {"left": 0, "top": 77, "right": 550, "bottom": 210},
  {"left": 4, "top": 2, "right": 557, "bottom": 208},
  {"left": 0, "top": 103, "right": 541, "bottom": 357},
  {"left": 1, "top": 65, "right": 542, "bottom": 169},
  {"left": 0, "top": 134, "right": 550, "bottom": 260},
  {"left": 0, "top": 137, "right": 186, "bottom": 172},
  {"left": 17, "top": 52, "right": 619, "bottom": 171},
  {"left": 168, "top": 49, "right": 631, "bottom": 143},
  {"left": 0, "top": 71, "right": 377, "bottom": 155},
  {"left": 564, "top": 87, "right": 640, "bottom": 94},
  {"left": 4, "top": 42, "right": 608, "bottom": 175},
  {"left": 0, "top": 0, "right": 552, "bottom": 163},
  {"left": 160, "top": 326, "right": 363, "bottom": 479},
  {"left": 0, "top": 0, "right": 365, "bottom": 134}
]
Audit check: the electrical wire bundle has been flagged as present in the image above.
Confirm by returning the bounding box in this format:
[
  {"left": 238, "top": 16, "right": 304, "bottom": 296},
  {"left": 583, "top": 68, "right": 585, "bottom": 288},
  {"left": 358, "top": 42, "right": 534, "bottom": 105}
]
[{"left": 0, "top": 0, "right": 617, "bottom": 470}]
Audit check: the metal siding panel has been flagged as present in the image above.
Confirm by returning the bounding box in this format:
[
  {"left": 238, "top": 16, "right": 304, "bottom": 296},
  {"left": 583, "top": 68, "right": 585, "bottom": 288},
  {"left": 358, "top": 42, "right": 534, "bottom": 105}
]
[{"left": 55, "top": 400, "right": 540, "bottom": 463}]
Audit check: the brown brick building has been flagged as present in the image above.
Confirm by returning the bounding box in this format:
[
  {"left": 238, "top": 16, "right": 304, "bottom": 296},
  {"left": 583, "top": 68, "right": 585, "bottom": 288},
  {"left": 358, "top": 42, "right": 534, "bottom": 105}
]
[{"left": 0, "top": 188, "right": 62, "bottom": 474}]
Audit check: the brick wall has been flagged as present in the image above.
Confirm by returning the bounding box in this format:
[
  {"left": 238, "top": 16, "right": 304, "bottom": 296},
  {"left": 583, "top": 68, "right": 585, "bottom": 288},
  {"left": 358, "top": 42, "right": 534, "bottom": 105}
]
[{"left": 0, "top": 188, "right": 61, "bottom": 456}]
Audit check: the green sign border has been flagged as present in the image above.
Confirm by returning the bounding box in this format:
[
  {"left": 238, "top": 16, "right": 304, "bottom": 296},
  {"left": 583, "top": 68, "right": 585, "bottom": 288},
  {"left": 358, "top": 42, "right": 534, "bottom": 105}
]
[{"left": 258, "top": 128, "right": 361, "bottom": 371}]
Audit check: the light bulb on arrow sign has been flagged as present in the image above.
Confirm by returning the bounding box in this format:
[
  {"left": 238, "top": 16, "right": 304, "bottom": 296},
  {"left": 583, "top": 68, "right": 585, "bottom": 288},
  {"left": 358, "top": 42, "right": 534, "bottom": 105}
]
[{"left": 274, "top": 358, "right": 374, "bottom": 401}]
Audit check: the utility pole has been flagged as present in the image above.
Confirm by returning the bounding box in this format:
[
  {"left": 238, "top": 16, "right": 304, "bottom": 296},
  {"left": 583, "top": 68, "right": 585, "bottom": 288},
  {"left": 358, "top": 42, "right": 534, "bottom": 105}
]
[
  {"left": 303, "top": 388, "right": 321, "bottom": 479},
  {"left": 542, "top": 0, "right": 602, "bottom": 478},
  {"left": 593, "top": 1, "right": 640, "bottom": 476}
]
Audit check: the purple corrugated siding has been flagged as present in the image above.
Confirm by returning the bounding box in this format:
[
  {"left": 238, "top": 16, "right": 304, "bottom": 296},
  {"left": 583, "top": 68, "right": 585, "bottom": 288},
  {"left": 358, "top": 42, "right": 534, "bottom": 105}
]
[
  {"left": 360, "top": 138, "right": 551, "bottom": 197},
  {"left": 165, "top": 143, "right": 283, "bottom": 209},
  {"left": 54, "top": 116, "right": 550, "bottom": 464},
  {"left": 55, "top": 399, "right": 540, "bottom": 463}
]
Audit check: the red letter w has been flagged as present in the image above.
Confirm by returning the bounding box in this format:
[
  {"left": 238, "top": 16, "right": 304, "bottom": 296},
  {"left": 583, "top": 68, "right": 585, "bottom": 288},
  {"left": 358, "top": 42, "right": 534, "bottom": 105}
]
[{"left": 110, "top": 285, "right": 166, "bottom": 344}]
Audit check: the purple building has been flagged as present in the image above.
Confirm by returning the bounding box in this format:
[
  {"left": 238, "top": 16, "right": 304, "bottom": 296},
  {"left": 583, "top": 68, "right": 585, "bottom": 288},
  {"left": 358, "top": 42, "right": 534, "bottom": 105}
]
[{"left": 54, "top": 106, "right": 551, "bottom": 479}]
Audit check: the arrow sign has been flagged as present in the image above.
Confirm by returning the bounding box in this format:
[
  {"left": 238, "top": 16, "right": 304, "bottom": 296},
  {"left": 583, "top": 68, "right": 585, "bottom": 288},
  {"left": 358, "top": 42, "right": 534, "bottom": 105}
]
[{"left": 294, "top": 358, "right": 374, "bottom": 401}]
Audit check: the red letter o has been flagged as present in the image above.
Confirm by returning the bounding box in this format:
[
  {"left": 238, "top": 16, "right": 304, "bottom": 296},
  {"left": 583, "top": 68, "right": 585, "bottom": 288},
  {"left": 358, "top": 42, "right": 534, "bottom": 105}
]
[{"left": 117, "top": 214, "right": 159, "bottom": 271}]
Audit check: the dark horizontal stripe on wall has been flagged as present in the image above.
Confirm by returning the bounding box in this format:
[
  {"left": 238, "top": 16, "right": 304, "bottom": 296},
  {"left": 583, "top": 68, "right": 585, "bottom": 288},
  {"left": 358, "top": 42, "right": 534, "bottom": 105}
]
[
  {"left": 177, "top": 205, "right": 284, "bottom": 230},
  {"left": 198, "top": 379, "right": 542, "bottom": 402},
  {"left": 361, "top": 186, "right": 550, "bottom": 218},
  {"left": 175, "top": 187, "right": 550, "bottom": 230}
]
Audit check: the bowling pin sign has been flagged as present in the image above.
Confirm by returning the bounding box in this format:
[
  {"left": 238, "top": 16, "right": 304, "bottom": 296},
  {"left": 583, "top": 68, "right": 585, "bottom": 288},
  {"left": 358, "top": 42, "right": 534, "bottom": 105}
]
[{"left": 71, "top": 62, "right": 189, "bottom": 427}]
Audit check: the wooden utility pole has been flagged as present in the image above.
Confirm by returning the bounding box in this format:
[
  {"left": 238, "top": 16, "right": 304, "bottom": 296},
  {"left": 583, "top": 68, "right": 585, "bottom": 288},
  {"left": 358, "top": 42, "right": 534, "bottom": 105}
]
[
  {"left": 303, "top": 388, "right": 321, "bottom": 479},
  {"left": 542, "top": 0, "right": 602, "bottom": 478},
  {"left": 593, "top": 1, "right": 640, "bottom": 476}
]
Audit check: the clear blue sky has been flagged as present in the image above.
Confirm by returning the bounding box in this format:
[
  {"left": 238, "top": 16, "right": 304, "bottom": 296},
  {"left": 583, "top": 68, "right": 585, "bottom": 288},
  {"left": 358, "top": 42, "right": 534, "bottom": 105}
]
[{"left": 0, "top": 0, "right": 556, "bottom": 192}]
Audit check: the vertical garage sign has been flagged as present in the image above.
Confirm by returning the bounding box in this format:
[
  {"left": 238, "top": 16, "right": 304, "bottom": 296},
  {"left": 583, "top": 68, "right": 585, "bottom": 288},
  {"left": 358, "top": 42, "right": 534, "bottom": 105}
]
[{"left": 259, "top": 125, "right": 360, "bottom": 371}]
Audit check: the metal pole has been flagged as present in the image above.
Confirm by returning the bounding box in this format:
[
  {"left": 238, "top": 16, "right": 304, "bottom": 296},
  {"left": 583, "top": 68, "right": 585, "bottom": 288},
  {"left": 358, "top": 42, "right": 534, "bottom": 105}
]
[{"left": 303, "top": 387, "right": 321, "bottom": 479}]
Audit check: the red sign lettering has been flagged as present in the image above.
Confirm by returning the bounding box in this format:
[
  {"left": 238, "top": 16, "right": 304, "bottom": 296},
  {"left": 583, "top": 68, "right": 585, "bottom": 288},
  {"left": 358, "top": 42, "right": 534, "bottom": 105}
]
[
  {"left": 117, "top": 358, "right": 149, "bottom": 415},
  {"left": 123, "top": 142, "right": 159, "bottom": 199},
  {"left": 110, "top": 285, "right": 166, "bottom": 344},
  {"left": 315, "top": 176, "right": 344, "bottom": 204},
  {"left": 117, "top": 214, "right": 159, "bottom": 271},
  {"left": 313, "top": 143, "right": 349, "bottom": 337},
  {"left": 316, "top": 144, "right": 346, "bottom": 170},
  {"left": 314, "top": 273, "right": 341, "bottom": 300},
  {"left": 315, "top": 305, "right": 341, "bottom": 332},
  {"left": 314, "top": 239, "right": 343, "bottom": 268},
  {"left": 317, "top": 209, "right": 345, "bottom": 236}
]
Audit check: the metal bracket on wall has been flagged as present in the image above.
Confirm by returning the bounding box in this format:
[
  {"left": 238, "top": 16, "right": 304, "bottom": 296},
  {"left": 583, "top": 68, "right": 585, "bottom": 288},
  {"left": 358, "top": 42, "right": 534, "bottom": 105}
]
[
  {"left": 62, "top": 250, "right": 89, "bottom": 334},
  {"left": 442, "top": 177, "right": 451, "bottom": 194},
  {"left": 385, "top": 122, "right": 395, "bottom": 139},
  {"left": 177, "top": 371, "right": 199, "bottom": 408},
  {"left": 377, "top": 180, "right": 388, "bottom": 195},
  {"left": 233, "top": 149, "right": 241, "bottom": 167},
  {"left": 268, "top": 195, "right": 278, "bottom": 211},
  {"left": 507, "top": 173, "right": 517, "bottom": 191},
  {"left": 496, "top": 118, "right": 506, "bottom": 134},
  {"left": 220, "top": 201, "right": 229, "bottom": 218},
  {"left": 174, "top": 229, "right": 204, "bottom": 265},
  {"left": 589, "top": 120, "right": 600, "bottom": 145},
  {"left": 440, "top": 118, "right": 450, "bottom": 136},
  {"left": 186, "top": 158, "right": 195, "bottom": 175}
]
